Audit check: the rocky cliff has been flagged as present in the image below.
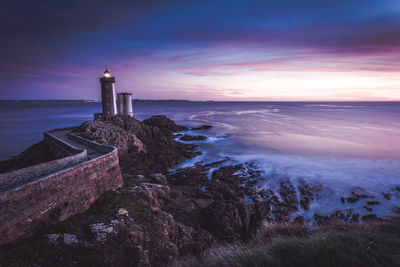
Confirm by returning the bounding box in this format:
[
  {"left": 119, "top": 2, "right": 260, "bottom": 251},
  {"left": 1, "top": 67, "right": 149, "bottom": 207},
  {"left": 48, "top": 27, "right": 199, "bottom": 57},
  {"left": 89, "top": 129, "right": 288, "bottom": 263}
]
[{"left": 0, "top": 115, "right": 396, "bottom": 266}]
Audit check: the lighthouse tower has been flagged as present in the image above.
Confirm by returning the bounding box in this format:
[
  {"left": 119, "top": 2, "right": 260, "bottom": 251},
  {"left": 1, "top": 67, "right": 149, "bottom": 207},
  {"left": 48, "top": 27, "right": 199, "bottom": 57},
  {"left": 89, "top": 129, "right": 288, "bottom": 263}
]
[{"left": 100, "top": 69, "right": 117, "bottom": 117}]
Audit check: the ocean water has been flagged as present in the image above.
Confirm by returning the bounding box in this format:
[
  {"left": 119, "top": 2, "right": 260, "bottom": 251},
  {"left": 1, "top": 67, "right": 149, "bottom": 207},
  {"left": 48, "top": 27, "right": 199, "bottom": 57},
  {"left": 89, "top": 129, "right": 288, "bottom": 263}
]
[{"left": 1, "top": 101, "right": 399, "bottom": 219}]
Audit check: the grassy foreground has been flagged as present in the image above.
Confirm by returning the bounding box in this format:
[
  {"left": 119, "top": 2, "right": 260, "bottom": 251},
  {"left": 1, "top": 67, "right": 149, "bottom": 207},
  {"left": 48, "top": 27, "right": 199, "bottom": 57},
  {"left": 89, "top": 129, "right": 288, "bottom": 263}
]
[{"left": 183, "top": 220, "right": 400, "bottom": 267}]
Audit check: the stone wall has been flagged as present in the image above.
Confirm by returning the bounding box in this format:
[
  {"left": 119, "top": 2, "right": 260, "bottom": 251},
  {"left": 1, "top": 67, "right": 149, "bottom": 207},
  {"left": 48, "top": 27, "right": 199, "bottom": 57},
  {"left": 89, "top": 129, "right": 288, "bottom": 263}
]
[
  {"left": 0, "top": 129, "right": 123, "bottom": 245},
  {"left": 0, "top": 134, "right": 86, "bottom": 193},
  {"left": 44, "top": 128, "right": 83, "bottom": 158}
]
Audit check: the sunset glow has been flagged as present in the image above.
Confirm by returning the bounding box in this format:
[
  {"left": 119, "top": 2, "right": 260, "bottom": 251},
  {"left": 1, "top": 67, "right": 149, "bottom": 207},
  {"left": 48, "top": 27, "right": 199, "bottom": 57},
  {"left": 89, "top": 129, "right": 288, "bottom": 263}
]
[{"left": 1, "top": 0, "right": 400, "bottom": 100}]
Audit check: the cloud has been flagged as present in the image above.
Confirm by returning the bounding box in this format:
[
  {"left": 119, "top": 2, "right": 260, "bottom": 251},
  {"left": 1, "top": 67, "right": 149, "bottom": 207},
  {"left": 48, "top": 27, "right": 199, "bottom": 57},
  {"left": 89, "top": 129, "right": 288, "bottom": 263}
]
[{"left": 1, "top": 0, "right": 400, "bottom": 100}]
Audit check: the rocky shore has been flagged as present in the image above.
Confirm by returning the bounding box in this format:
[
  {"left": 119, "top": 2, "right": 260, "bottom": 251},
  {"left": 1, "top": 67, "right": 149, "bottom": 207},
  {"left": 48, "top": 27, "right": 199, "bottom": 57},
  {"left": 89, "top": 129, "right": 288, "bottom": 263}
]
[{"left": 0, "top": 115, "right": 399, "bottom": 266}]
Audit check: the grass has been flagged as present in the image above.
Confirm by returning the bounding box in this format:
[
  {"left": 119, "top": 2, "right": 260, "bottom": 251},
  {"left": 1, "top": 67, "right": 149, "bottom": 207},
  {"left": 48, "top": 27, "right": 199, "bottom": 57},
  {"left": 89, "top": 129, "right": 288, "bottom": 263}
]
[{"left": 183, "top": 221, "right": 400, "bottom": 267}]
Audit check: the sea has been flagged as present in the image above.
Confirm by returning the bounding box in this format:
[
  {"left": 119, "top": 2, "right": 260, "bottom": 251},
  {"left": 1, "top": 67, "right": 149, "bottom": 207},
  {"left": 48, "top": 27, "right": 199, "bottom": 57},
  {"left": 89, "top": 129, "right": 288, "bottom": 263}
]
[{"left": 1, "top": 101, "right": 399, "bottom": 220}]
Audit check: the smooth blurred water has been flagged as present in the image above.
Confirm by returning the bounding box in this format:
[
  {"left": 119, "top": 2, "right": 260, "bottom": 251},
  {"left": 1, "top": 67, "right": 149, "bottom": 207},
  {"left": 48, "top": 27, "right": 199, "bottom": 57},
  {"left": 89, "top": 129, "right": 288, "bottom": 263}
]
[{"left": 1, "top": 101, "right": 399, "bottom": 218}]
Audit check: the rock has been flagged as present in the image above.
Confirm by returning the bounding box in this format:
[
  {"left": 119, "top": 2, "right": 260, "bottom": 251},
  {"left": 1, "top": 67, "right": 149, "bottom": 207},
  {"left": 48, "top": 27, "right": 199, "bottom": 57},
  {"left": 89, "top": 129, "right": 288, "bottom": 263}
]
[
  {"left": 199, "top": 200, "right": 252, "bottom": 242},
  {"left": 300, "top": 197, "right": 310, "bottom": 210},
  {"left": 278, "top": 180, "right": 299, "bottom": 215},
  {"left": 75, "top": 115, "right": 198, "bottom": 175},
  {"left": 191, "top": 125, "right": 212, "bottom": 130},
  {"left": 76, "top": 119, "right": 146, "bottom": 155},
  {"left": 382, "top": 192, "right": 392, "bottom": 200},
  {"left": 46, "top": 234, "right": 61, "bottom": 244},
  {"left": 180, "top": 135, "right": 207, "bottom": 141},
  {"left": 346, "top": 196, "right": 359, "bottom": 203},
  {"left": 148, "top": 173, "right": 168, "bottom": 185},
  {"left": 294, "top": 216, "right": 305, "bottom": 224},
  {"left": 361, "top": 214, "right": 380, "bottom": 222},
  {"left": 142, "top": 115, "right": 188, "bottom": 132},
  {"left": 90, "top": 223, "right": 114, "bottom": 234},
  {"left": 392, "top": 206, "right": 400, "bottom": 214},
  {"left": 363, "top": 205, "right": 373, "bottom": 212},
  {"left": 96, "top": 233, "right": 107, "bottom": 242},
  {"left": 117, "top": 208, "right": 129, "bottom": 216},
  {"left": 63, "top": 234, "right": 78, "bottom": 245},
  {"left": 366, "top": 201, "right": 380, "bottom": 206}
]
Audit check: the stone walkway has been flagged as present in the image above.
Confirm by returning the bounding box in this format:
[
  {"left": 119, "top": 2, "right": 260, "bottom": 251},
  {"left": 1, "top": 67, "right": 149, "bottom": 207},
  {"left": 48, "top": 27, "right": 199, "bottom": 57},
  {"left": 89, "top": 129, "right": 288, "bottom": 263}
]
[
  {"left": 0, "top": 128, "right": 108, "bottom": 193},
  {"left": 51, "top": 129, "right": 103, "bottom": 160}
]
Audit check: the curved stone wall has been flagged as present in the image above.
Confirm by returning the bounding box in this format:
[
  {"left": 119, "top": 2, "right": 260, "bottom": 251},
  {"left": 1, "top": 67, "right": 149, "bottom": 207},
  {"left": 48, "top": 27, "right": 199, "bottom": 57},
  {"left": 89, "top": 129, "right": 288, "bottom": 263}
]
[
  {"left": 0, "top": 132, "right": 86, "bottom": 193},
  {"left": 0, "top": 127, "right": 123, "bottom": 245}
]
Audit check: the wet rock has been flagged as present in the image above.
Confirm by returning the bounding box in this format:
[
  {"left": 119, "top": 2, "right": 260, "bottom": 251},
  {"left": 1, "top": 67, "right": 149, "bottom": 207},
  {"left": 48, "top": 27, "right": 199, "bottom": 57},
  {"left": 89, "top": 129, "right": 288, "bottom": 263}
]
[
  {"left": 211, "top": 164, "right": 242, "bottom": 183},
  {"left": 382, "top": 192, "right": 392, "bottom": 200},
  {"left": 297, "top": 180, "right": 322, "bottom": 212},
  {"left": 346, "top": 196, "right": 359, "bottom": 203},
  {"left": 363, "top": 205, "right": 373, "bottom": 212},
  {"left": 278, "top": 180, "right": 299, "bottom": 215},
  {"left": 191, "top": 125, "right": 212, "bottom": 130},
  {"left": 180, "top": 135, "right": 207, "bottom": 141},
  {"left": 300, "top": 197, "right": 311, "bottom": 210},
  {"left": 346, "top": 189, "right": 374, "bottom": 203}
]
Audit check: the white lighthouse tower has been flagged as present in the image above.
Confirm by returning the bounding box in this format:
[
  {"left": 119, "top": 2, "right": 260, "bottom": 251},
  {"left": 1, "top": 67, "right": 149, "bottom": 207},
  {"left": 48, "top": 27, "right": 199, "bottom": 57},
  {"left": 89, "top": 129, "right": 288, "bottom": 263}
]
[{"left": 99, "top": 69, "right": 117, "bottom": 117}]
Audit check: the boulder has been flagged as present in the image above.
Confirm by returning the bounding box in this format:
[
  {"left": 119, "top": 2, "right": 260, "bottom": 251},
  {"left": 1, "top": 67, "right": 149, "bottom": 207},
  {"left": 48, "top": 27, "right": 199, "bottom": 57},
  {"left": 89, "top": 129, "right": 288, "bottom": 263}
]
[{"left": 142, "top": 115, "right": 188, "bottom": 132}]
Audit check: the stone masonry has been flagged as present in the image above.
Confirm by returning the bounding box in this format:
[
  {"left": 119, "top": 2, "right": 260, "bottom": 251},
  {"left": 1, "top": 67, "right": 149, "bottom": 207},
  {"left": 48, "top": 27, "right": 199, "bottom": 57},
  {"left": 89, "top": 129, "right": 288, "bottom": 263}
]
[{"left": 0, "top": 127, "right": 123, "bottom": 245}]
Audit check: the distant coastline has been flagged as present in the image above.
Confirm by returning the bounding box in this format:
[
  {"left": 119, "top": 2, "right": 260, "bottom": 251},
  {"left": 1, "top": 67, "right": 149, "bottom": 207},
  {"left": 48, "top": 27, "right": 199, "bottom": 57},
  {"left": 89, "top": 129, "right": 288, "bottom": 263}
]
[
  {"left": 0, "top": 99, "right": 195, "bottom": 103},
  {"left": 0, "top": 99, "right": 399, "bottom": 103}
]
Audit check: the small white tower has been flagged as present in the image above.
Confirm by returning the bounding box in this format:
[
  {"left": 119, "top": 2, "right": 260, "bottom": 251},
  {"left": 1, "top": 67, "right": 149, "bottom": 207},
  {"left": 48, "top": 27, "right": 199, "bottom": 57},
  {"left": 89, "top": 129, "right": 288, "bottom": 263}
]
[{"left": 117, "top": 92, "right": 133, "bottom": 117}]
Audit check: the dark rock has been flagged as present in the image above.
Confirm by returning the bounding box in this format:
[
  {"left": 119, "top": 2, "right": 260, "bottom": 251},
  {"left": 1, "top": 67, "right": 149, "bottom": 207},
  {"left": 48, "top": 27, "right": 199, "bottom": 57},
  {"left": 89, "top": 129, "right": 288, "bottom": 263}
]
[
  {"left": 300, "top": 197, "right": 310, "bottom": 210},
  {"left": 199, "top": 200, "right": 252, "bottom": 242},
  {"left": 191, "top": 125, "right": 212, "bottom": 130},
  {"left": 278, "top": 180, "right": 299, "bottom": 215},
  {"left": 382, "top": 192, "right": 392, "bottom": 200},
  {"left": 294, "top": 216, "right": 305, "bottom": 224},
  {"left": 366, "top": 201, "right": 380, "bottom": 206},
  {"left": 76, "top": 115, "right": 198, "bottom": 175},
  {"left": 142, "top": 115, "right": 188, "bottom": 132},
  {"left": 211, "top": 164, "right": 242, "bottom": 183},
  {"left": 148, "top": 173, "right": 168, "bottom": 185},
  {"left": 180, "top": 135, "right": 207, "bottom": 141},
  {"left": 361, "top": 214, "right": 381, "bottom": 222},
  {"left": 347, "top": 196, "right": 359, "bottom": 203},
  {"left": 350, "top": 213, "right": 360, "bottom": 223},
  {"left": 363, "top": 205, "right": 373, "bottom": 212}
]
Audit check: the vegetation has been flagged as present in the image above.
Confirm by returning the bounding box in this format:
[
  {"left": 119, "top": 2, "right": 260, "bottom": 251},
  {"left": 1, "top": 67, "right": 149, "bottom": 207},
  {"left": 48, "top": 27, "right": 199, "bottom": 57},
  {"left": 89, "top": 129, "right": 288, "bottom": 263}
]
[{"left": 184, "top": 221, "right": 400, "bottom": 267}]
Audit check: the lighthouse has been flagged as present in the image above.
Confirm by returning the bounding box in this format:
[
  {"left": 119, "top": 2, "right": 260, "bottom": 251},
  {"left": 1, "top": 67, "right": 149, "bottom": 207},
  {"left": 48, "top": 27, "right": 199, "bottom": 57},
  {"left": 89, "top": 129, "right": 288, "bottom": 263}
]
[{"left": 99, "top": 69, "right": 117, "bottom": 117}]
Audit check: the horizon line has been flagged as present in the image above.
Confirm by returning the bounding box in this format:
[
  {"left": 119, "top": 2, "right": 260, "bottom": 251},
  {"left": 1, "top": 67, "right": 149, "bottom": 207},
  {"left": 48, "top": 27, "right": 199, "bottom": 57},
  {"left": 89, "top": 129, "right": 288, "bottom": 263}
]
[{"left": 1, "top": 99, "right": 400, "bottom": 103}]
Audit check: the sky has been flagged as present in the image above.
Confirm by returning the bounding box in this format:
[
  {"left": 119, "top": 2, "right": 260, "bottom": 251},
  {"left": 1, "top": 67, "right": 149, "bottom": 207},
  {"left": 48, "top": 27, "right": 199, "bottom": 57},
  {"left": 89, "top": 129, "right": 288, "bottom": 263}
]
[{"left": 1, "top": 0, "right": 400, "bottom": 101}]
